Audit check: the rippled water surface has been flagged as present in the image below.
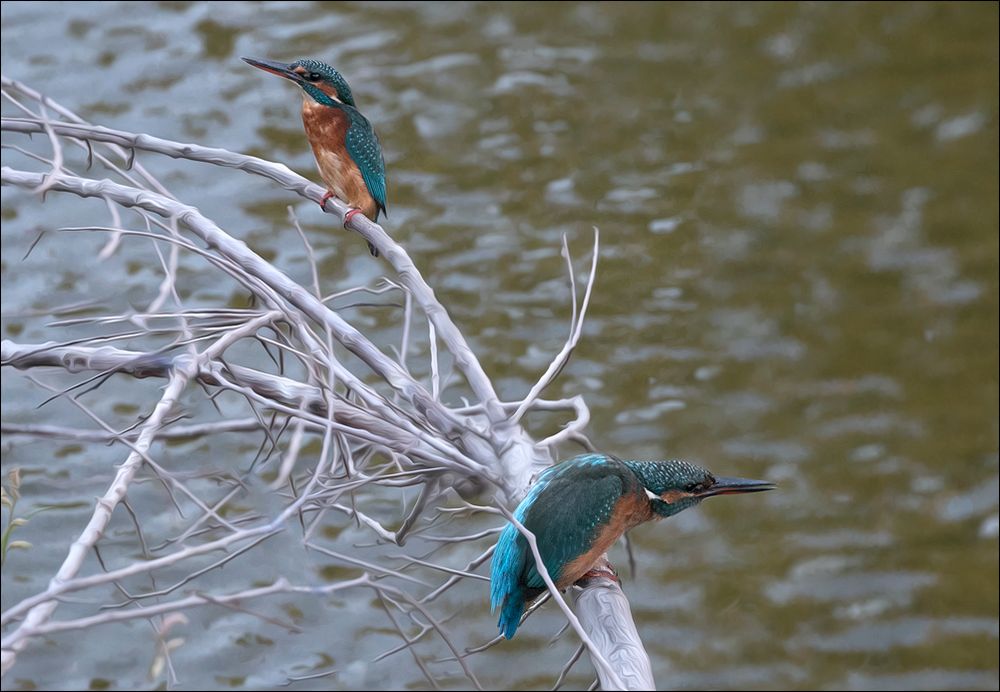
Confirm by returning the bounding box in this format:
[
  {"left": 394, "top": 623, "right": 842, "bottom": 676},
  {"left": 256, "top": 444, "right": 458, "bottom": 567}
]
[{"left": 2, "top": 2, "right": 997, "bottom": 690}]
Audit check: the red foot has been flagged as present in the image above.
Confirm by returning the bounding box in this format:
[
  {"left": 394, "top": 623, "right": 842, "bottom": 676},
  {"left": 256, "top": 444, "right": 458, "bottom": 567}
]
[
  {"left": 343, "top": 208, "right": 364, "bottom": 228},
  {"left": 577, "top": 560, "right": 620, "bottom": 586},
  {"left": 319, "top": 190, "right": 335, "bottom": 210}
]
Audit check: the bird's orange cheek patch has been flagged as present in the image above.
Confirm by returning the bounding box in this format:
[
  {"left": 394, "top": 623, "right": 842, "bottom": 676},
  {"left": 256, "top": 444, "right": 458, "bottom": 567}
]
[
  {"left": 317, "top": 83, "right": 342, "bottom": 102},
  {"left": 659, "top": 489, "right": 691, "bottom": 504}
]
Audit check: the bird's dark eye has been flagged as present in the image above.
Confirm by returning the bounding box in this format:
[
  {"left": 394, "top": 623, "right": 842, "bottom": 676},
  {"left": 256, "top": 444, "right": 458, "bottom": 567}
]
[{"left": 307, "top": 72, "right": 322, "bottom": 82}]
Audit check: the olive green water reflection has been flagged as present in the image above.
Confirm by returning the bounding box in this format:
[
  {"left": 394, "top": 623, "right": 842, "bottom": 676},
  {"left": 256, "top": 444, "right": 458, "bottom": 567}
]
[{"left": 1, "top": 2, "right": 997, "bottom": 690}]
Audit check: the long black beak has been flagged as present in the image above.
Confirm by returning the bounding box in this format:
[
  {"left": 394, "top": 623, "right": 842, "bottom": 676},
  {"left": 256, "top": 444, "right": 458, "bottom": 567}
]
[
  {"left": 699, "top": 476, "right": 776, "bottom": 498},
  {"left": 242, "top": 57, "right": 303, "bottom": 84}
]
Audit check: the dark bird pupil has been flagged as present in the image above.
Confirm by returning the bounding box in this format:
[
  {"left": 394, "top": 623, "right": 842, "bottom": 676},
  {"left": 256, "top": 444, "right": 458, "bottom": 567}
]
[{"left": 308, "top": 72, "right": 321, "bottom": 81}]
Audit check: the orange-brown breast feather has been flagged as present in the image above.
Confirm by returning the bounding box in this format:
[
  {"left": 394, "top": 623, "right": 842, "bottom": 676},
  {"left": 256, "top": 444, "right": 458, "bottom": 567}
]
[
  {"left": 559, "top": 492, "right": 653, "bottom": 588},
  {"left": 301, "top": 98, "right": 378, "bottom": 220}
]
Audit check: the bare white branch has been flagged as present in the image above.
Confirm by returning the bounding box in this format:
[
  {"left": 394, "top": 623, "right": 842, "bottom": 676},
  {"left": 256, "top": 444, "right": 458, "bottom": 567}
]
[{"left": 0, "top": 76, "right": 652, "bottom": 690}]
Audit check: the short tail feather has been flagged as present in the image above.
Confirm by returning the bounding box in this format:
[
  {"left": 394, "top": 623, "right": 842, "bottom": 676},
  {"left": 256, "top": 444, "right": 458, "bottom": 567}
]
[
  {"left": 498, "top": 590, "right": 526, "bottom": 639},
  {"left": 490, "top": 523, "right": 528, "bottom": 639}
]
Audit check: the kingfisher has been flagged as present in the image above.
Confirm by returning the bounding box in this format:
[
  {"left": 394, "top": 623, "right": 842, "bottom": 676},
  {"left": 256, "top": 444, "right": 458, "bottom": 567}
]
[
  {"left": 242, "top": 56, "right": 387, "bottom": 256},
  {"left": 489, "top": 453, "right": 774, "bottom": 639}
]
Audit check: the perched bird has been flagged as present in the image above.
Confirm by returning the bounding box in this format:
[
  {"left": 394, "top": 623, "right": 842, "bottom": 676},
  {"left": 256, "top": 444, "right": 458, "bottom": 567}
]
[
  {"left": 242, "top": 56, "right": 387, "bottom": 256},
  {"left": 489, "top": 453, "right": 774, "bottom": 639}
]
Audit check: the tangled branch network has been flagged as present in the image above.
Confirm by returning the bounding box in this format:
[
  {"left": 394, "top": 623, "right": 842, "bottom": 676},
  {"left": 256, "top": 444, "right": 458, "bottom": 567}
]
[{"left": 0, "top": 75, "right": 637, "bottom": 688}]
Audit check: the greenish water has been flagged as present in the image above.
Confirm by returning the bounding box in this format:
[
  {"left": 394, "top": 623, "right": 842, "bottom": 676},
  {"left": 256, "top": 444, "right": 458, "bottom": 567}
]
[{"left": 1, "top": 2, "right": 997, "bottom": 690}]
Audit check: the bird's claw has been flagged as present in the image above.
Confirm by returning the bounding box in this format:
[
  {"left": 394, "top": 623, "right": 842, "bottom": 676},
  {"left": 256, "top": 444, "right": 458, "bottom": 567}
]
[
  {"left": 319, "top": 190, "right": 335, "bottom": 210},
  {"left": 343, "top": 208, "right": 364, "bottom": 228},
  {"left": 577, "top": 560, "right": 620, "bottom": 586}
]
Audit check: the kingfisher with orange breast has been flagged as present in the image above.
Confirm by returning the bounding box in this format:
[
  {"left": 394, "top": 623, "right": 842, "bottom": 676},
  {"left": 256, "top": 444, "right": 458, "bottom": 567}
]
[
  {"left": 243, "top": 57, "right": 387, "bottom": 256},
  {"left": 490, "top": 453, "right": 774, "bottom": 639}
]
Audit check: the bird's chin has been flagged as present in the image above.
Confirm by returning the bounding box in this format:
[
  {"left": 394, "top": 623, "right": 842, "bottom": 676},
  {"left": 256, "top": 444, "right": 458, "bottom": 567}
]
[{"left": 651, "top": 496, "right": 701, "bottom": 518}]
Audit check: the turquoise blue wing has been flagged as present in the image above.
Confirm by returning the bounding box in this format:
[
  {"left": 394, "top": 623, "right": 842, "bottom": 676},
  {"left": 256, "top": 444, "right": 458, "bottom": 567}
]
[
  {"left": 489, "top": 455, "right": 625, "bottom": 638},
  {"left": 520, "top": 470, "right": 624, "bottom": 589},
  {"left": 498, "top": 455, "right": 625, "bottom": 590},
  {"left": 344, "top": 111, "right": 387, "bottom": 218}
]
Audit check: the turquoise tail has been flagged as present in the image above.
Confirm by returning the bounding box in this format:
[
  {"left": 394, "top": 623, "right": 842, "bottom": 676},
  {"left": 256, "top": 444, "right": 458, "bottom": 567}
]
[
  {"left": 491, "top": 522, "right": 528, "bottom": 638},
  {"left": 498, "top": 589, "right": 526, "bottom": 639}
]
